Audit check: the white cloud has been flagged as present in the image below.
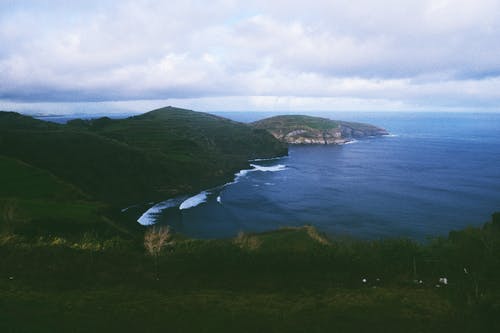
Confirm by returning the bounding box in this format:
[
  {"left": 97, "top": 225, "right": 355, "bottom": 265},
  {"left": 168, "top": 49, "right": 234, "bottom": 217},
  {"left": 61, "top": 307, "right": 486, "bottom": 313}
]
[{"left": 0, "top": 0, "right": 500, "bottom": 112}]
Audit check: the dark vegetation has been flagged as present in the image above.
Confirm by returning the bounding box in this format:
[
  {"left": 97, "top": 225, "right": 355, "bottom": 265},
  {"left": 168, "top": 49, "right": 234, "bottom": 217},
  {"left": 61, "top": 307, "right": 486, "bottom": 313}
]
[
  {"left": 0, "top": 107, "right": 286, "bottom": 231},
  {"left": 252, "top": 114, "right": 388, "bottom": 138},
  {"left": 0, "top": 107, "right": 286, "bottom": 207},
  {"left": 1, "top": 107, "right": 499, "bottom": 331},
  {"left": 1, "top": 218, "right": 500, "bottom": 332}
]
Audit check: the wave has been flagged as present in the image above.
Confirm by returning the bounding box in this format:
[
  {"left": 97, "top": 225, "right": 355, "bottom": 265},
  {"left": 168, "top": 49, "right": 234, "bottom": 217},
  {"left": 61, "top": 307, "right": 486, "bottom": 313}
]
[
  {"left": 235, "top": 168, "right": 253, "bottom": 178},
  {"left": 249, "top": 164, "right": 287, "bottom": 172},
  {"left": 137, "top": 198, "right": 184, "bottom": 225},
  {"left": 249, "top": 155, "right": 288, "bottom": 162},
  {"left": 138, "top": 161, "right": 287, "bottom": 219},
  {"left": 384, "top": 134, "right": 399, "bottom": 137},
  {"left": 231, "top": 163, "right": 288, "bottom": 184},
  {"left": 343, "top": 140, "right": 358, "bottom": 145},
  {"left": 179, "top": 191, "right": 209, "bottom": 210}
]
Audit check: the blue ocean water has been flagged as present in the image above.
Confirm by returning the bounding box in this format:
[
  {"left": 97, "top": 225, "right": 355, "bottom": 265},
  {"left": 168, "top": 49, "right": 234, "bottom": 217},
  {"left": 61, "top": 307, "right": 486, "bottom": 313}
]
[{"left": 147, "top": 112, "right": 500, "bottom": 241}]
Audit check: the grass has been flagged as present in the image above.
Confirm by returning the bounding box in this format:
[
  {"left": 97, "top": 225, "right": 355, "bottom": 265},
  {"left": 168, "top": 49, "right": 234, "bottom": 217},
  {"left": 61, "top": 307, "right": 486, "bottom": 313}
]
[
  {"left": 252, "top": 115, "right": 341, "bottom": 131},
  {"left": 0, "top": 218, "right": 499, "bottom": 332},
  {"left": 0, "top": 284, "right": 459, "bottom": 333},
  {"left": 0, "top": 107, "right": 287, "bottom": 209},
  {"left": 0, "top": 155, "right": 84, "bottom": 200},
  {"left": 0, "top": 156, "right": 112, "bottom": 235}
]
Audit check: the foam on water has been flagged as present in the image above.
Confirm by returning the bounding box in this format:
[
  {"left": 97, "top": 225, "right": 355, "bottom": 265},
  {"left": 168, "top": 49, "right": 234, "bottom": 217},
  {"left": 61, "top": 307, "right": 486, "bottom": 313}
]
[
  {"left": 233, "top": 163, "right": 287, "bottom": 182},
  {"left": 249, "top": 155, "right": 288, "bottom": 162},
  {"left": 138, "top": 198, "right": 183, "bottom": 225},
  {"left": 179, "top": 191, "right": 209, "bottom": 210},
  {"left": 249, "top": 164, "right": 287, "bottom": 172},
  {"left": 137, "top": 161, "right": 289, "bottom": 221}
]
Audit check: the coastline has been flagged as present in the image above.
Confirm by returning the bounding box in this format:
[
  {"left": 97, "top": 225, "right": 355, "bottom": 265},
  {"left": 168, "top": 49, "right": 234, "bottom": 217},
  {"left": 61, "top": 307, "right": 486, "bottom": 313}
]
[
  {"left": 134, "top": 154, "right": 290, "bottom": 226},
  {"left": 134, "top": 134, "right": 391, "bottom": 228}
]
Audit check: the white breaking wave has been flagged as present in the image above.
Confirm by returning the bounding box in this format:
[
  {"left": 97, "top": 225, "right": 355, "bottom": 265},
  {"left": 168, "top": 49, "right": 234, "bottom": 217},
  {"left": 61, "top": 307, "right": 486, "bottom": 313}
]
[
  {"left": 235, "top": 168, "right": 253, "bottom": 178},
  {"left": 343, "top": 139, "right": 358, "bottom": 145},
  {"left": 385, "top": 134, "right": 399, "bottom": 137},
  {"left": 179, "top": 191, "right": 209, "bottom": 210},
  {"left": 249, "top": 164, "right": 287, "bottom": 172},
  {"left": 138, "top": 162, "right": 288, "bottom": 220},
  {"left": 249, "top": 155, "right": 288, "bottom": 162},
  {"left": 233, "top": 163, "right": 288, "bottom": 183},
  {"left": 137, "top": 198, "right": 182, "bottom": 225}
]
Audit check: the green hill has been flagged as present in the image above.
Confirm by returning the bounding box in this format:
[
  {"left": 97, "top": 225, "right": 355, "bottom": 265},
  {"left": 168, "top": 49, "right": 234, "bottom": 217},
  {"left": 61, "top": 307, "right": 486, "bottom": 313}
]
[
  {"left": 0, "top": 155, "right": 113, "bottom": 235},
  {"left": 0, "top": 107, "right": 287, "bottom": 234},
  {"left": 252, "top": 115, "right": 388, "bottom": 144},
  {"left": 0, "top": 107, "right": 286, "bottom": 206}
]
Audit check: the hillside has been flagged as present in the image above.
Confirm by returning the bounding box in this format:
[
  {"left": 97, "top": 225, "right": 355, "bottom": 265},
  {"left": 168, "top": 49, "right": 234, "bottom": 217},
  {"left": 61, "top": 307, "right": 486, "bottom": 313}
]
[
  {"left": 252, "top": 115, "right": 388, "bottom": 144},
  {"left": 0, "top": 107, "right": 286, "bottom": 205},
  {"left": 68, "top": 106, "right": 286, "bottom": 166},
  {"left": 0, "top": 107, "right": 287, "bottom": 232},
  {"left": 0, "top": 155, "right": 119, "bottom": 235}
]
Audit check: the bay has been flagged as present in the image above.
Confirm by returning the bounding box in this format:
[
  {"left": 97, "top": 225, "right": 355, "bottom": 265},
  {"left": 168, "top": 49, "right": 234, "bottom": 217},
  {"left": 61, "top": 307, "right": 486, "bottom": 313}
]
[{"left": 149, "top": 112, "right": 500, "bottom": 241}]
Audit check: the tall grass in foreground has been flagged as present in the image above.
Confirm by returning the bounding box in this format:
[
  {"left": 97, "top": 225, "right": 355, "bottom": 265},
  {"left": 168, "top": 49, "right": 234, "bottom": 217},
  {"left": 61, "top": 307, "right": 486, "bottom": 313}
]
[{"left": 0, "top": 215, "right": 499, "bottom": 332}]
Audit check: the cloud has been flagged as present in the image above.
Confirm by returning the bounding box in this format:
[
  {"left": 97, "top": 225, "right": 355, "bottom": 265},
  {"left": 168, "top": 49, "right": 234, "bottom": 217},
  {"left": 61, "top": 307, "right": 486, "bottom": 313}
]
[{"left": 0, "top": 0, "right": 500, "bottom": 111}]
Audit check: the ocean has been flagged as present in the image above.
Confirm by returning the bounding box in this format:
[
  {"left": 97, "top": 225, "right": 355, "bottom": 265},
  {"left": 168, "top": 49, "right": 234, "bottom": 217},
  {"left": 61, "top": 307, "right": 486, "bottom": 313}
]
[{"left": 141, "top": 111, "right": 500, "bottom": 241}]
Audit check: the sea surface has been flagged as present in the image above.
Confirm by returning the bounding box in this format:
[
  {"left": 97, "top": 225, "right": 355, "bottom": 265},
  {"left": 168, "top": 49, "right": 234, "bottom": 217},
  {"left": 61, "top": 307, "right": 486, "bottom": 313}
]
[{"left": 140, "top": 112, "right": 500, "bottom": 241}]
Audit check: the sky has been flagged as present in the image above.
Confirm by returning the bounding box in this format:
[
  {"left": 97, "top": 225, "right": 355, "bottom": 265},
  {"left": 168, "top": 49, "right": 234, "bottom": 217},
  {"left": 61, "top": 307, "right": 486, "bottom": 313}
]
[{"left": 1, "top": 0, "right": 500, "bottom": 114}]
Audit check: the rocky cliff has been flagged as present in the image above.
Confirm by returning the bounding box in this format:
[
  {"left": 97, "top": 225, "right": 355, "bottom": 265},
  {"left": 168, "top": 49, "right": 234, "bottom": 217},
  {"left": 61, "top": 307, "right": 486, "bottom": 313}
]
[{"left": 251, "top": 115, "right": 388, "bottom": 144}]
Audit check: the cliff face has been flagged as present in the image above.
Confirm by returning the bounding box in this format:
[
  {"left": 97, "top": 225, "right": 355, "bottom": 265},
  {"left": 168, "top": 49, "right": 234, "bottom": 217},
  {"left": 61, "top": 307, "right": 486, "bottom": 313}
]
[{"left": 252, "top": 115, "right": 388, "bottom": 145}]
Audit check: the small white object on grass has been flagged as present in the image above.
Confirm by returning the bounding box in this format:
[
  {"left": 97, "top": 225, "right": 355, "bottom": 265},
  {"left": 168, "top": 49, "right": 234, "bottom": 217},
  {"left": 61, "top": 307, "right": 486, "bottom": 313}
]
[{"left": 439, "top": 277, "right": 448, "bottom": 285}]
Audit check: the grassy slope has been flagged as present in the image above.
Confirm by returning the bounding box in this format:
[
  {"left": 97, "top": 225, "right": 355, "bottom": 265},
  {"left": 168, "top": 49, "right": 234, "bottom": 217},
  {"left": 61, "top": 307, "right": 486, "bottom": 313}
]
[
  {"left": 252, "top": 115, "right": 341, "bottom": 131},
  {"left": 104, "top": 107, "right": 287, "bottom": 159},
  {"left": 0, "top": 155, "right": 118, "bottom": 235},
  {"left": 252, "top": 114, "right": 387, "bottom": 137},
  {"left": 1, "top": 220, "right": 499, "bottom": 332},
  {"left": 69, "top": 107, "right": 287, "bottom": 196},
  {"left": 0, "top": 108, "right": 287, "bottom": 209}
]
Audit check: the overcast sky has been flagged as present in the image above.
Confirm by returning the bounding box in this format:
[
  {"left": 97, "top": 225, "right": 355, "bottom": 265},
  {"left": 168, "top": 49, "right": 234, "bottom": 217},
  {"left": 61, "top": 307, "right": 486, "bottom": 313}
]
[{"left": 1, "top": 0, "right": 500, "bottom": 114}]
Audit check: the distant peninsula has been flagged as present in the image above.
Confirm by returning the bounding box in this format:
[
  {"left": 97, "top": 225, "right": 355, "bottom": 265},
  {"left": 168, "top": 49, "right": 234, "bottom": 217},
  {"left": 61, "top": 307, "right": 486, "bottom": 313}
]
[{"left": 252, "top": 115, "right": 388, "bottom": 144}]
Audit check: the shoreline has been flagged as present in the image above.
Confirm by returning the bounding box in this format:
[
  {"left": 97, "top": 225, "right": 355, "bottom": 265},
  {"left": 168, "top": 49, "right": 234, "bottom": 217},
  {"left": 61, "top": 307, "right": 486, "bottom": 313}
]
[{"left": 135, "top": 155, "right": 290, "bottom": 226}]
